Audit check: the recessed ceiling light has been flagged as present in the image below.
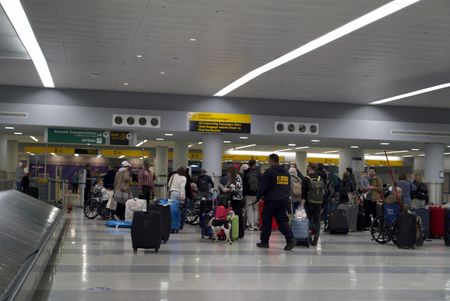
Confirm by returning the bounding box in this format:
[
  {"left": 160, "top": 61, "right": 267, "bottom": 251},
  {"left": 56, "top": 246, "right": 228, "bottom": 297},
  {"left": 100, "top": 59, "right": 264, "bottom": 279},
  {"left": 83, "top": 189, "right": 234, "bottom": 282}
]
[
  {"left": 311, "top": 139, "right": 320, "bottom": 143},
  {"left": 160, "top": 71, "right": 165, "bottom": 75},
  {"left": 118, "top": 155, "right": 125, "bottom": 159},
  {"left": 418, "top": 154, "right": 425, "bottom": 157},
  {"left": 380, "top": 142, "right": 390, "bottom": 146},
  {"left": 189, "top": 38, "right": 197, "bottom": 42},
  {"left": 136, "top": 54, "right": 143, "bottom": 58},
  {"left": 5, "top": 126, "right": 14, "bottom": 130},
  {"left": 295, "top": 146, "right": 310, "bottom": 150},
  {"left": 0, "top": 0, "right": 54, "bottom": 87},
  {"left": 350, "top": 146, "right": 359, "bottom": 149},
  {"left": 13, "top": 132, "right": 22, "bottom": 135},
  {"left": 274, "top": 148, "right": 293, "bottom": 152},
  {"left": 198, "top": 142, "right": 203, "bottom": 145},
  {"left": 402, "top": 155, "right": 414, "bottom": 158},
  {"left": 29, "top": 135, "right": 38, "bottom": 142},
  {"left": 87, "top": 143, "right": 91, "bottom": 146},
  {"left": 233, "top": 144, "right": 256, "bottom": 150},
  {"left": 50, "top": 152, "right": 56, "bottom": 156},
  {"left": 188, "top": 144, "right": 193, "bottom": 148},
  {"left": 223, "top": 140, "right": 231, "bottom": 144},
  {"left": 324, "top": 150, "right": 339, "bottom": 154},
  {"left": 156, "top": 138, "right": 164, "bottom": 141},
  {"left": 239, "top": 137, "right": 248, "bottom": 140},
  {"left": 411, "top": 148, "right": 420, "bottom": 151},
  {"left": 288, "top": 143, "right": 296, "bottom": 147},
  {"left": 29, "top": 153, "right": 35, "bottom": 156},
  {"left": 444, "top": 153, "right": 450, "bottom": 155},
  {"left": 164, "top": 133, "right": 174, "bottom": 136},
  {"left": 213, "top": 0, "right": 420, "bottom": 97},
  {"left": 74, "top": 153, "right": 79, "bottom": 157},
  {"left": 370, "top": 83, "right": 450, "bottom": 105},
  {"left": 123, "top": 82, "right": 129, "bottom": 86},
  {"left": 90, "top": 73, "right": 99, "bottom": 78}
]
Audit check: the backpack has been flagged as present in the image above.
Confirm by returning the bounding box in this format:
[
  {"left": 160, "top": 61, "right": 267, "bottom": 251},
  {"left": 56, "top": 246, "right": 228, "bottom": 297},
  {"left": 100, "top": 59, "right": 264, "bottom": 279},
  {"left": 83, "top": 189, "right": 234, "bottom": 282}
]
[
  {"left": 247, "top": 169, "right": 260, "bottom": 193},
  {"left": 198, "top": 175, "right": 210, "bottom": 193},
  {"left": 307, "top": 176, "right": 325, "bottom": 204},
  {"left": 327, "top": 174, "right": 342, "bottom": 195},
  {"left": 291, "top": 175, "right": 302, "bottom": 199}
]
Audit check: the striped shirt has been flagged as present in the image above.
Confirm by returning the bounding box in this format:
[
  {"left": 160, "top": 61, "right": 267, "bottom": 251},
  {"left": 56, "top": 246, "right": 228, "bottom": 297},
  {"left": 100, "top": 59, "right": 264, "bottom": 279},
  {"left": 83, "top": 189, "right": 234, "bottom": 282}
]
[{"left": 138, "top": 168, "right": 154, "bottom": 189}]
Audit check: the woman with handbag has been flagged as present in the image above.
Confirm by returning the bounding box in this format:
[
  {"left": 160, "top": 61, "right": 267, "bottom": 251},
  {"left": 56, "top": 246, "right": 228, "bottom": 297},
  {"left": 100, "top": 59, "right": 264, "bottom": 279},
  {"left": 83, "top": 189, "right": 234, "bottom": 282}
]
[
  {"left": 229, "top": 167, "right": 245, "bottom": 238},
  {"left": 113, "top": 161, "right": 132, "bottom": 220}
]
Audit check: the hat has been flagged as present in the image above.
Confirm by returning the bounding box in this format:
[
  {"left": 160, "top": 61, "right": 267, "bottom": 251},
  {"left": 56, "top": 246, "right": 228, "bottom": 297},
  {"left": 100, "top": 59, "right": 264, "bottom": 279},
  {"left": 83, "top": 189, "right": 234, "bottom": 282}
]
[
  {"left": 240, "top": 164, "right": 249, "bottom": 173},
  {"left": 121, "top": 160, "right": 131, "bottom": 167}
]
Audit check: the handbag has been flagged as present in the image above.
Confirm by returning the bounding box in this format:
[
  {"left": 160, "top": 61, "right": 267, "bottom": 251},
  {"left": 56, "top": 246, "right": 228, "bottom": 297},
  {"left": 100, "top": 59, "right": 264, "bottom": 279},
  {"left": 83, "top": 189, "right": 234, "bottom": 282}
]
[
  {"left": 106, "top": 198, "right": 117, "bottom": 211},
  {"left": 114, "top": 191, "right": 131, "bottom": 204}
]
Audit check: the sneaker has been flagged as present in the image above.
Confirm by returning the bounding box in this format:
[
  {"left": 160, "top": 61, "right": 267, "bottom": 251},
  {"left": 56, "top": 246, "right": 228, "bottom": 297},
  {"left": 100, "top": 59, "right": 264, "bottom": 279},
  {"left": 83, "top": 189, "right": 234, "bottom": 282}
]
[
  {"left": 284, "top": 239, "right": 296, "bottom": 251},
  {"left": 310, "top": 237, "right": 318, "bottom": 246},
  {"left": 256, "top": 242, "right": 270, "bottom": 248}
]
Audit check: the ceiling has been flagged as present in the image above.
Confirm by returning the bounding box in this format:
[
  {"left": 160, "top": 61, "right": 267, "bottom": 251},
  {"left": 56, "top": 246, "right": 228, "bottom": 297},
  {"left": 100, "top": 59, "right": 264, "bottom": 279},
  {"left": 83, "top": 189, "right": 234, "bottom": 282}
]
[{"left": 0, "top": 0, "right": 449, "bottom": 107}]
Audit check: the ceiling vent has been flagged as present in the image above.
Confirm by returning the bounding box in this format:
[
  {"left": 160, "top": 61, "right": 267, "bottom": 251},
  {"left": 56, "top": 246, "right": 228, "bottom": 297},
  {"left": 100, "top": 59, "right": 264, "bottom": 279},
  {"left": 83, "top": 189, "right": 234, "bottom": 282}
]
[
  {"left": 391, "top": 129, "right": 450, "bottom": 138},
  {"left": 112, "top": 114, "right": 160, "bottom": 128},
  {"left": 274, "top": 121, "right": 319, "bottom": 135},
  {"left": 0, "top": 111, "right": 28, "bottom": 118}
]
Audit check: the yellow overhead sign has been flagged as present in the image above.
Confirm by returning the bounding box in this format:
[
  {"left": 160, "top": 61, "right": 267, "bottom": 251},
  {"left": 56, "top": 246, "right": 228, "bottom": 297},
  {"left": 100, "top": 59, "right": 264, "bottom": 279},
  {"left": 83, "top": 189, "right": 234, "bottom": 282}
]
[
  {"left": 188, "top": 112, "right": 251, "bottom": 134},
  {"left": 24, "top": 146, "right": 150, "bottom": 158}
]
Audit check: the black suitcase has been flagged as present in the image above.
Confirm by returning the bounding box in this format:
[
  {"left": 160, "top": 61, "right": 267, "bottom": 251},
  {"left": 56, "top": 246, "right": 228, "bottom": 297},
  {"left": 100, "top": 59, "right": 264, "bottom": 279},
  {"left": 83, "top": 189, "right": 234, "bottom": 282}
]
[
  {"left": 445, "top": 208, "right": 450, "bottom": 246},
  {"left": 397, "top": 213, "right": 416, "bottom": 249},
  {"left": 131, "top": 211, "right": 162, "bottom": 253},
  {"left": 147, "top": 204, "right": 171, "bottom": 243},
  {"left": 328, "top": 209, "right": 349, "bottom": 234},
  {"left": 25, "top": 187, "right": 39, "bottom": 199}
]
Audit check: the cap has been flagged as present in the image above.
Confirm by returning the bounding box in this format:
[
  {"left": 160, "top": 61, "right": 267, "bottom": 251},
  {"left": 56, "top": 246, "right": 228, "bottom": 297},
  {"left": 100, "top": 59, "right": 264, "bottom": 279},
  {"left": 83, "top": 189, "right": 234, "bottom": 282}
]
[{"left": 121, "top": 161, "right": 131, "bottom": 167}]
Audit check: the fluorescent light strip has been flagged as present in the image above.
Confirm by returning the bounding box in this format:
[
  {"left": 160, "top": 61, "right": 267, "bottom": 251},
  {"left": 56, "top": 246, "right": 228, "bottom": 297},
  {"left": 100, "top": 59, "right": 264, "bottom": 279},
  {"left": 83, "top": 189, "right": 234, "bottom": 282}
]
[
  {"left": 370, "top": 83, "right": 450, "bottom": 105},
  {"left": 295, "top": 146, "right": 310, "bottom": 150},
  {"left": 444, "top": 153, "right": 450, "bottom": 155},
  {"left": 1, "top": 0, "right": 54, "bottom": 87},
  {"left": 324, "top": 150, "right": 339, "bottom": 154},
  {"left": 5, "top": 126, "right": 14, "bottom": 130},
  {"left": 213, "top": 0, "right": 420, "bottom": 97},
  {"left": 164, "top": 133, "right": 174, "bottom": 136},
  {"left": 13, "top": 132, "right": 22, "bottom": 135},
  {"left": 380, "top": 142, "right": 390, "bottom": 146},
  {"left": 233, "top": 144, "right": 256, "bottom": 150},
  {"left": 350, "top": 146, "right": 359, "bottom": 149},
  {"left": 29, "top": 135, "right": 38, "bottom": 142},
  {"left": 288, "top": 144, "right": 296, "bottom": 147},
  {"left": 374, "top": 150, "right": 409, "bottom": 155},
  {"left": 118, "top": 155, "right": 125, "bottom": 159},
  {"left": 156, "top": 138, "right": 164, "bottom": 141},
  {"left": 136, "top": 139, "right": 148, "bottom": 147},
  {"left": 223, "top": 141, "right": 232, "bottom": 144},
  {"left": 188, "top": 144, "right": 193, "bottom": 148},
  {"left": 274, "top": 148, "right": 293, "bottom": 152},
  {"left": 74, "top": 154, "right": 79, "bottom": 157}
]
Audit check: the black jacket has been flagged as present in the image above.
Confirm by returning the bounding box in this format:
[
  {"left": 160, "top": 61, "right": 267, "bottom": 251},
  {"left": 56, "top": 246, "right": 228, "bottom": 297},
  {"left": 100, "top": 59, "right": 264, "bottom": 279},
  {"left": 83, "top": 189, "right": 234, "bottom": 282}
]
[
  {"left": 243, "top": 167, "right": 261, "bottom": 196},
  {"left": 256, "top": 165, "right": 290, "bottom": 202}
]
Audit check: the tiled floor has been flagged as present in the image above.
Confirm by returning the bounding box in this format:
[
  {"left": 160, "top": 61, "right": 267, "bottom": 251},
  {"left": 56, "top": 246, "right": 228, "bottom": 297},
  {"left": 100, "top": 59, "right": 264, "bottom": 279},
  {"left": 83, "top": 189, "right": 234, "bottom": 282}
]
[{"left": 34, "top": 210, "right": 450, "bottom": 301}]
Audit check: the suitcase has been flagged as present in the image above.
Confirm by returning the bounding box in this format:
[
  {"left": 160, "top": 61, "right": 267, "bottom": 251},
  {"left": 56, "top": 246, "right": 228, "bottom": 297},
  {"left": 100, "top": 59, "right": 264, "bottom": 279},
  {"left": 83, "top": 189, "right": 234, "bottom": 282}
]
[
  {"left": 429, "top": 206, "right": 445, "bottom": 238},
  {"left": 105, "top": 220, "right": 132, "bottom": 228},
  {"left": 328, "top": 209, "right": 349, "bottom": 234},
  {"left": 25, "top": 186, "right": 39, "bottom": 198},
  {"left": 157, "top": 199, "right": 181, "bottom": 233},
  {"left": 397, "top": 213, "right": 417, "bottom": 249},
  {"left": 148, "top": 204, "right": 171, "bottom": 243},
  {"left": 200, "top": 212, "right": 214, "bottom": 239},
  {"left": 258, "top": 201, "right": 278, "bottom": 230},
  {"left": 231, "top": 214, "right": 239, "bottom": 241},
  {"left": 131, "top": 211, "right": 162, "bottom": 253},
  {"left": 291, "top": 218, "right": 310, "bottom": 247},
  {"left": 338, "top": 204, "right": 358, "bottom": 232},
  {"left": 445, "top": 208, "right": 450, "bottom": 246},
  {"left": 412, "top": 207, "right": 430, "bottom": 239}
]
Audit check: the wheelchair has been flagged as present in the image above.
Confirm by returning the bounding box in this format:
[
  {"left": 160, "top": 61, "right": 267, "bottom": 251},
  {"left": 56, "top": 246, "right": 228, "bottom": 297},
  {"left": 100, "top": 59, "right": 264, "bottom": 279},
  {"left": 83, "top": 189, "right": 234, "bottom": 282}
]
[{"left": 370, "top": 203, "right": 400, "bottom": 245}]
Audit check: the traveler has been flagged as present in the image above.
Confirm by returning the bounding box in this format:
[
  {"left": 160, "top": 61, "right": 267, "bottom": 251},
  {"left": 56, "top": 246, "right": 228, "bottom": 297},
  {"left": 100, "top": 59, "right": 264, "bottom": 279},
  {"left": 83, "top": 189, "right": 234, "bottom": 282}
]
[
  {"left": 289, "top": 167, "right": 302, "bottom": 213},
  {"left": 359, "top": 171, "right": 370, "bottom": 192},
  {"left": 346, "top": 167, "right": 357, "bottom": 190},
  {"left": 168, "top": 166, "right": 187, "bottom": 201},
  {"left": 230, "top": 167, "right": 245, "bottom": 238},
  {"left": 290, "top": 162, "right": 305, "bottom": 179},
  {"left": 71, "top": 171, "right": 79, "bottom": 194},
  {"left": 197, "top": 169, "right": 214, "bottom": 199},
  {"left": 323, "top": 169, "right": 340, "bottom": 227},
  {"left": 102, "top": 166, "right": 116, "bottom": 190},
  {"left": 340, "top": 171, "right": 356, "bottom": 204},
  {"left": 385, "top": 186, "right": 403, "bottom": 205},
  {"left": 15, "top": 162, "right": 26, "bottom": 190},
  {"left": 412, "top": 173, "right": 429, "bottom": 207},
  {"left": 185, "top": 167, "right": 193, "bottom": 201},
  {"left": 138, "top": 160, "right": 154, "bottom": 205},
  {"left": 304, "top": 163, "right": 325, "bottom": 246},
  {"left": 113, "top": 161, "right": 132, "bottom": 221},
  {"left": 84, "top": 164, "right": 92, "bottom": 203},
  {"left": 396, "top": 173, "right": 416, "bottom": 210},
  {"left": 316, "top": 163, "right": 328, "bottom": 183},
  {"left": 20, "top": 173, "right": 30, "bottom": 193},
  {"left": 243, "top": 160, "right": 261, "bottom": 230},
  {"left": 256, "top": 154, "right": 296, "bottom": 250},
  {"left": 363, "top": 167, "right": 383, "bottom": 226}
]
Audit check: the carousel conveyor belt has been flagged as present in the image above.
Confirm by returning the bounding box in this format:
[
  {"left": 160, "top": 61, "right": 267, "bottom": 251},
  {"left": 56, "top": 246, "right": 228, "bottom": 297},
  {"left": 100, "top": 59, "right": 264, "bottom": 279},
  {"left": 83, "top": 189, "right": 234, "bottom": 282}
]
[{"left": 0, "top": 190, "right": 66, "bottom": 301}]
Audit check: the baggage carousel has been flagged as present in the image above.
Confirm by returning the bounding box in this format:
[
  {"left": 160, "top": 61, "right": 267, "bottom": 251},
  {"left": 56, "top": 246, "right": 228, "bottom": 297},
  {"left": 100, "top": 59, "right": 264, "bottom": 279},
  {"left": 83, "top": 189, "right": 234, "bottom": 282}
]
[{"left": 0, "top": 190, "right": 66, "bottom": 301}]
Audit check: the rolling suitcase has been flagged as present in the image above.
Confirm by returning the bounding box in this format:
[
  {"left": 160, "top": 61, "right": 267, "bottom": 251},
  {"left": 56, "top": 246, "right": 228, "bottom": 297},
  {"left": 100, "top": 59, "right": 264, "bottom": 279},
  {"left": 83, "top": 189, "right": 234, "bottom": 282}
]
[
  {"left": 328, "top": 209, "right": 349, "bottom": 234},
  {"left": 156, "top": 199, "right": 181, "bottom": 233},
  {"left": 291, "top": 209, "right": 310, "bottom": 247},
  {"left": 412, "top": 207, "right": 430, "bottom": 239},
  {"left": 338, "top": 204, "right": 358, "bottom": 232},
  {"left": 429, "top": 206, "right": 445, "bottom": 238},
  {"left": 445, "top": 208, "right": 450, "bottom": 246},
  {"left": 231, "top": 214, "right": 239, "bottom": 241},
  {"left": 148, "top": 204, "right": 171, "bottom": 243},
  {"left": 131, "top": 211, "right": 162, "bottom": 253},
  {"left": 200, "top": 211, "right": 213, "bottom": 239},
  {"left": 397, "top": 213, "right": 417, "bottom": 249}
]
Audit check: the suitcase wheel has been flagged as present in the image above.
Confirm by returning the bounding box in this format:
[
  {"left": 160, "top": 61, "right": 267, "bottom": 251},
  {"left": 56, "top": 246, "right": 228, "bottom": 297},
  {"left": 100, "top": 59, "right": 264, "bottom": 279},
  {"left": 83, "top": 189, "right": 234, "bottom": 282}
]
[
  {"left": 155, "top": 249, "right": 159, "bottom": 253},
  {"left": 133, "top": 248, "right": 137, "bottom": 254},
  {"left": 163, "top": 239, "right": 168, "bottom": 244}
]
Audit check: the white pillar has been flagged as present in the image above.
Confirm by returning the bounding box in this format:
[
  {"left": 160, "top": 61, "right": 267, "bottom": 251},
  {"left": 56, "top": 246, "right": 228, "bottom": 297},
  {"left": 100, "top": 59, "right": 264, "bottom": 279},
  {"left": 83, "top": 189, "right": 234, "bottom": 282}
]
[
  {"left": 424, "top": 143, "right": 444, "bottom": 204},
  {"left": 7, "top": 140, "right": 19, "bottom": 173},
  {"left": 0, "top": 136, "right": 8, "bottom": 178},
  {"left": 173, "top": 141, "right": 189, "bottom": 170},
  {"left": 202, "top": 135, "right": 223, "bottom": 182},
  {"left": 155, "top": 146, "right": 169, "bottom": 184},
  {"left": 295, "top": 151, "right": 307, "bottom": 176},
  {"left": 339, "top": 148, "right": 365, "bottom": 178}
]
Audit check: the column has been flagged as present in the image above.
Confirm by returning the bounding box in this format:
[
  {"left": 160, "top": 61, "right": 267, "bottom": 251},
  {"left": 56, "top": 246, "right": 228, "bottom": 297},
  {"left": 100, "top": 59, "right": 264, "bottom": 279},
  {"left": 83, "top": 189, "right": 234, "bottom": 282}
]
[
  {"left": 202, "top": 135, "right": 223, "bottom": 182},
  {"left": 155, "top": 146, "right": 169, "bottom": 184},
  {"left": 173, "top": 141, "right": 189, "bottom": 170},
  {"left": 339, "top": 148, "right": 365, "bottom": 178},
  {"left": 7, "top": 140, "right": 19, "bottom": 174},
  {"left": 295, "top": 151, "right": 307, "bottom": 176},
  {"left": 424, "top": 143, "right": 444, "bottom": 205},
  {"left": 0, "top": 136, "right": 8, "bottom": 178}
]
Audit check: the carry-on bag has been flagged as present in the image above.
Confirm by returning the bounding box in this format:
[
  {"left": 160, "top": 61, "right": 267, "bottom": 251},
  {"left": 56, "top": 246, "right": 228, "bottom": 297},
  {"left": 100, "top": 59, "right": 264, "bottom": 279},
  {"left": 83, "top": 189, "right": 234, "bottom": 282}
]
[
  {"left": 412, "top": 207, "right": 430, "bottom": 239},
  {"left": 258, "top": 201, "right": 278, "bottom": 230},
  {"left": 291, "top": 208, "right": 310, "bottom": 247},
  {"left": 201, "top": 211, "right": 214, "bottom": 239},
  {"left": 328, "top": 209, "right": 349, "bottom": 234},
  {"left": 157, "top": 199, "right": 181, "bottom": 233},
  {"left": 148, "top": 204, "right": 171, "bottom": 243},
  {"left": 444, "top": 207, "right": 450, "bottom": 246},
  {"left": 131, "top": 211, "right": 162, "bottom": 253},
  {"left": 125, "top": 198, "right": 147, "bottom": 221},
  {"left": 231, "top": 214, "right": 239, "bottom": 241},
  {"left": 337, "top": 204, "right": 358, "bottom": 232},
  {"left": 397, "top": 213, "right": 417, "bottom": 249},
  {"left": 429, "top": 206, "right": 445, "bottom": 238}
]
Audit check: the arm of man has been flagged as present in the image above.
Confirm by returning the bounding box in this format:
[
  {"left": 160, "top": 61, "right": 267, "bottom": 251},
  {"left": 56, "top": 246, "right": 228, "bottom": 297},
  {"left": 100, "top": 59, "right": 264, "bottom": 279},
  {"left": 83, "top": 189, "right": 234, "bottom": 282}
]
[{"left": 256, "top": 171, "right": 270, "bottom": 201}]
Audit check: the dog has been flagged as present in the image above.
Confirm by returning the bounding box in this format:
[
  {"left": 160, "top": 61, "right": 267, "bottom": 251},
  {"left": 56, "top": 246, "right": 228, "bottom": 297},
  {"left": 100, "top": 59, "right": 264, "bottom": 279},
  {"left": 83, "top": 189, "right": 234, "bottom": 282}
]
[{"left": 209, "top": 211, "right": 235, "bottom": 245}]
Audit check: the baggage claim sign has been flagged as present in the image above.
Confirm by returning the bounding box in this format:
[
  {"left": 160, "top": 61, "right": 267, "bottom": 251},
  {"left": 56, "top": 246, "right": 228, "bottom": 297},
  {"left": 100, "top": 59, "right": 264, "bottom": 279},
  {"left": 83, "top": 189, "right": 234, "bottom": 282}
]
[{"left": 187, "top": 112, "right": 251, "bottom": 134}]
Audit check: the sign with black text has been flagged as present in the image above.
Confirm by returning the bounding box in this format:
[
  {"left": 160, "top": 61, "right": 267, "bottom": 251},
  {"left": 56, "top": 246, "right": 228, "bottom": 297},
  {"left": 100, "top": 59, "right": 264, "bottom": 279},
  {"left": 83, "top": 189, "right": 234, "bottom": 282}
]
[
  {"left": 110, "top": 131, "right": 132, "bottom": 146},
  {"left": 187, "top": 112, "right": 251, "bottom": 134}
]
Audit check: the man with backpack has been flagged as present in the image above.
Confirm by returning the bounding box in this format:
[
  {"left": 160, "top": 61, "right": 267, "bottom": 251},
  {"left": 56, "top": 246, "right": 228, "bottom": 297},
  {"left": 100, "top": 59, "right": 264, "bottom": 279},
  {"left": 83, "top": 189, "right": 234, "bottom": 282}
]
[
  {"left": 243, "top": 160, "right": 261, "bottom": 231},
  {"left": 289, "top": 167, "right": 303, "bottom": 213},
  {"left": 304, "top": 163, "right": 325, "bottom": 246},
  {"left": 197, "top": 169, "right": 214, "bottom": 200}
]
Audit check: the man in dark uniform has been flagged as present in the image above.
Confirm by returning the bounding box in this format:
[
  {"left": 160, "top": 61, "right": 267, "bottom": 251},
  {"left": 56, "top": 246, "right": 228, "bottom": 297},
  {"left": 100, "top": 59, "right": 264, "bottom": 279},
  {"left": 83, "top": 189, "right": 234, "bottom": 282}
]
[{"left": 256, "top": 154, "right": 296, "bottom": 250}]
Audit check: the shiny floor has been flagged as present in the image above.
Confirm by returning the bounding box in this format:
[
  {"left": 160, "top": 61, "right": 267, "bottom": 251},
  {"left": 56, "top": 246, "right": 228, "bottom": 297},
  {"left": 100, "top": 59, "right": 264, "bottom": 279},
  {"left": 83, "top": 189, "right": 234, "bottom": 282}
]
[{"left": 34, "top": 209, "right": 450, "bottom": 301}]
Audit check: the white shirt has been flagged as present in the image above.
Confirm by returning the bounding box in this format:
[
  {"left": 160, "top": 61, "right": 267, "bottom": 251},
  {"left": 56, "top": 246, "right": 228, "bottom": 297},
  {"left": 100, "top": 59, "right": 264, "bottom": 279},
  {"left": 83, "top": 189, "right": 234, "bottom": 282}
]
[{"left": 168, "top": 173, "right": 186, "bottom": 200}]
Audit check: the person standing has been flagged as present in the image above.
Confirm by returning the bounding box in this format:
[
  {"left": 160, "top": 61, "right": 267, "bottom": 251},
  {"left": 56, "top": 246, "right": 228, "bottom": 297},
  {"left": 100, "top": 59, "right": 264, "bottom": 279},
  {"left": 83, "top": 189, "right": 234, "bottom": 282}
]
[
  {"left": 340, "top": 171, "right": 356, "bottom": 204},
  {"left": 230, "top": 166, "right": 245, "bottom": 238},
  {"left": 168, "top": 167, "right": 187, "bottom": 201},
  {"left": 138, "top": 160, "right": 154, "bottom": 205},
  {"left": 113, "top": 161, "right": 132, "bottom": 221},
  {"left": 102, "top": 166, "right": 116, "bottom": 190},
  {"left": 412, "top": 173, "right": 429, "bottom": 207},
  {"left": 21, "top": 173, "right": 30, "bottom": 193},
  {"left": 243, "top": 160, "right": 261, "bottom": 231},
  {"left": 84, "top": 164, "right": 92, "bottom": 204},
  {"left": 196, "top": 169, "right": 214, "bottom": 199},
  {"left": 396, "top": 173, "right": 416, "bottom": 210},
  {"left": 346, "top": 167, "right": 357, "bottom": 191},
  {"left": 256, "top": 154, "right": 296, "bottom": 251},
  {"left": 304, "top": 163, "right": 325, "bottom": 246},
  {"left": 16, "top": 162, "right": 26, "bottom": 190},
  {"left": 364, "top": 167, "right": 383, "bottom": 225},
  {"left": 289, "top": 167, "right": 303, "bottom": 213},
  {"left": 71, "top": 171, "right": 79, "bottom": 194}
]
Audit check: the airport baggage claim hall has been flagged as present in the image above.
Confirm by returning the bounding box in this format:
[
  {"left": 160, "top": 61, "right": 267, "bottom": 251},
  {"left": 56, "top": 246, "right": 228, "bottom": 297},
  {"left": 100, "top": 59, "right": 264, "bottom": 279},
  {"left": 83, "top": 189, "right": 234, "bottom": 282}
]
[{"left": 0, "top": 0, "right": 450, "bottom": 300}]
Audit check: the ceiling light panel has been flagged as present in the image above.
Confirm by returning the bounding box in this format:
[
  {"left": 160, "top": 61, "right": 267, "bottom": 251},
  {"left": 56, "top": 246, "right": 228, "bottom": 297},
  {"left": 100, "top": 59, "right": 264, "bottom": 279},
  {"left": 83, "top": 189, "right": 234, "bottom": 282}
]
[{"left": 370, "top": 83, "right": 450, "bottom": 105}]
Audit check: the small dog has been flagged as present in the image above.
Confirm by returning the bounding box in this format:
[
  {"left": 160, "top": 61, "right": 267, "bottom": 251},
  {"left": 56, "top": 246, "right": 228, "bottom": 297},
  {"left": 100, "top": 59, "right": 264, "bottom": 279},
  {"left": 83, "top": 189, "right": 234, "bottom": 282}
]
[{"left": 209, "top": 211, "right": 235, "bottom": 245}]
